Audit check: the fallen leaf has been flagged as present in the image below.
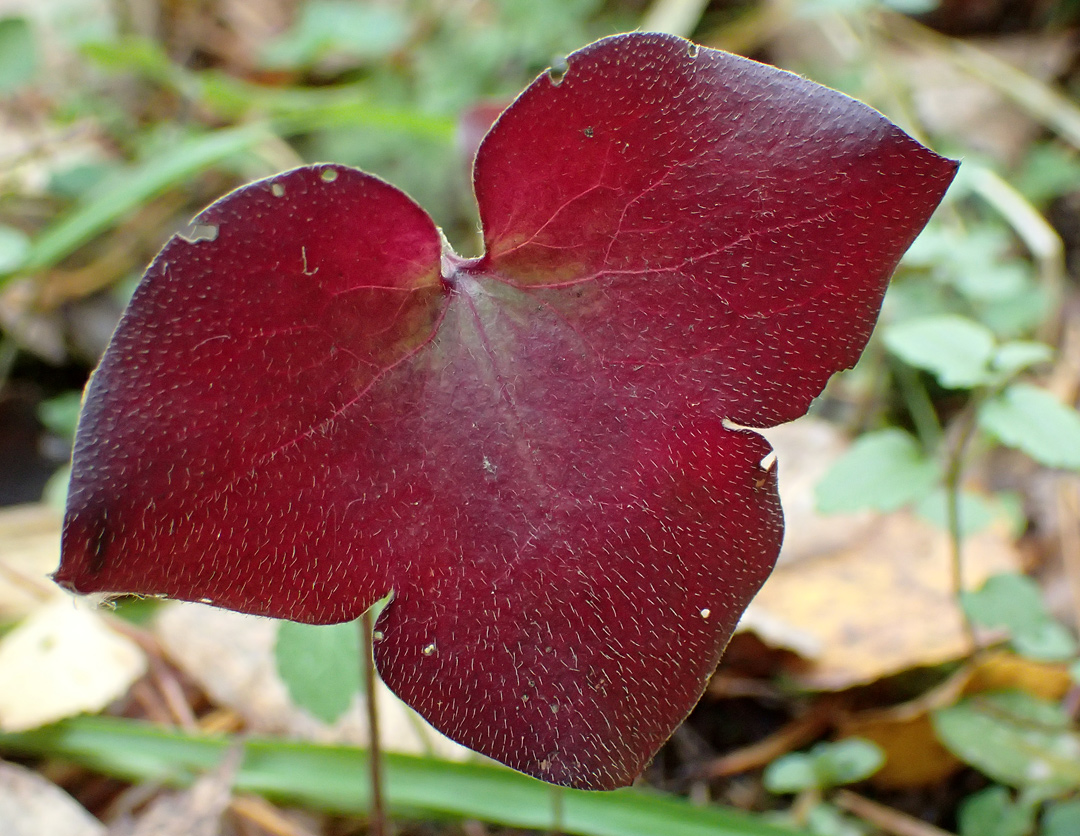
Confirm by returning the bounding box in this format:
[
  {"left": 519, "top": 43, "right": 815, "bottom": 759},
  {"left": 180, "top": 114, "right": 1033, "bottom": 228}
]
[
  {"left": 838, "top": 651, "right": 1073, "bottom": 789},
  {"left": 741, "top": 513, "right": 1020, "bottom": 690},
  {"left": 154, "top": 602, "right": 469, "bottom": 761},
  {"left": 0, "top": 597, "right": 146, "bottom": 731},
  {"left": 0, "top": 759, "right": 105, "bottom": 836},
  {"left": 108, "top": 745, "right": 241, "bottom": 836},
  {"left": 0, "top": 504, "right": 65, "bottom": 620}
]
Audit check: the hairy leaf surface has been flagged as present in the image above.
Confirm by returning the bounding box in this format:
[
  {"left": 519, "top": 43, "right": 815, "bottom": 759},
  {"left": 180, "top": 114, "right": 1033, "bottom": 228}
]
[{"left": 55, "top": 33, "right": 956, "bottom": 789}]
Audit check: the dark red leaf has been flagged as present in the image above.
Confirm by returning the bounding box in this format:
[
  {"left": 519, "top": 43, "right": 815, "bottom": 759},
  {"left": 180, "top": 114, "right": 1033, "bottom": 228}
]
[{"left": 55, "top": 33, "right": 956, "bottom": 789}]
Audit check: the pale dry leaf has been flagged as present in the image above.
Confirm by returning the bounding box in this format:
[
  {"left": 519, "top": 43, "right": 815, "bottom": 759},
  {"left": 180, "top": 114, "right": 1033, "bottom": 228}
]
[
  {"left": 769, "top": 13, "right": 1071, "bottom": 166},
  {"left": 155, "top": 602, "right": 469, "bottom": 760},
  {"left": 0, "top": 597, "right": 146, "bottom": 731},
  {"left": 0, "top": 758, "right": 105, "bottom": 836},
  {"left": 0, "top": 503, "right": 65, "bottom": 619},
  {"left": 740, "top": 512, "right": 1020, "bottom": 690},
  {"left": 900, "top": 34, "right": 1074, "bottom": 165},
  {"left": 107, "top": 746, "right": 241, "bottom": 836}
]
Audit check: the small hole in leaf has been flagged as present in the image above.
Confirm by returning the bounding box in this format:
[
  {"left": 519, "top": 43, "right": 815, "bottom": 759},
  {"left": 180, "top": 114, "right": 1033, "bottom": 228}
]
[
  {"left": 700, "top": 608, "right": 711, "bottom": 619},
  {"left": 687, "top": 43, "right": 700, "bottom": 58},
  {"left": 760, "top": 451, "right": 777, "bottom": 471},
  {"left": 422, "top": 642, "right": 437, "bottom": 656},
  {"left": 271, "top": 183, "right": 286, "bottom": 197},
  {"left": 583, "top": 126, "right": 594, "bottom": 139},
  {"left": 179, "top": 223, "right": 218, "bottom": 243},
  {"left": 320, "top": 168, "right": 339, "bottom": 183},
  {"left": 547, "top": 56, "right": 569, "bottom": 86}
]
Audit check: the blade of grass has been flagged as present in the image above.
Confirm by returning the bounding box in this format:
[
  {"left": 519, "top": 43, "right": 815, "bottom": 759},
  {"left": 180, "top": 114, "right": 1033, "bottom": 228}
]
[
  {"left": 0, "top": 716, "right": 804, "bottom": 836},
  {"left": 198, "top": 75, "right": 457, "bottom": 141},
  {"left": 5, "top": 123, "right": 272, "bottom": 284},
  {"left": 882, "top": 11, "right": 1080, "bottom": 152}
]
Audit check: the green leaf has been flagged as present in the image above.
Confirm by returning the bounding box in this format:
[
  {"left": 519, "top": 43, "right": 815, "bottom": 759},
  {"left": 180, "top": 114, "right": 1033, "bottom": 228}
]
[
  {"left": 7, "top": 124, "right": 271, "bottom": 283},
  {"left": 805, "top": 802, "right": 870, "bottom": 836},
  {"left": 764, "top": 740, "right": 884, "bottom": 793},
  {"left": 274, "top": 620, "right": 362, "bottom": 724},
  {"left": 763, "top": 752, "right": 818, "bottom": 793},
  {"left": 811, "top": 739, "right": 885, "bottom": 786},
  {"left": 883, "top": 314, "right": 996, "bottom": 388},
  {"left": 958, "top": 786, "right": 1036, "bottom": 836},
  {"left": 37, "top": 391, "right": 84, "bottom": 441},
  {"left": 0, "top": 17, "right": 38, "bottom": 91},
  {"left": 932, "top": 693, "right": 1080, "bottom": 793},
  {"left": 0, "top": 224, "right": 30, "bottom": 273},
  {"left": 1044, "top": 799, "right": 1080, "bottom": 836},
  {"left": 961, "top": 573, "right": 1078, "bottom": 661},
  {"left": 914, "top": 489, "right": 999, "bottom": 537},
  {"left": 978, "top": 383, "right": 1080, "bottom": 470},
  {"left": 260, "top": 0, "right": 411, "bottom": 69},
  {"left": 991, "top": 341, "right": 1054, "bottom": 377},
  {"left": 815, "top": 429, "right": 941, "bottom": 514},
  {"left": 1015, "top": 142, "right": 1080, "bottom": 206},
  {"left": 0, "top": 716, "right": 806, "bottom": 836}
]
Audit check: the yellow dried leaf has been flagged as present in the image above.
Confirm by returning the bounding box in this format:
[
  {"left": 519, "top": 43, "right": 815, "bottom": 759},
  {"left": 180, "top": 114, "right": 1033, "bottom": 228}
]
[
  {"left": 0, "top": 598, "right": 146, "bottom": 731},
  {"left": 741, "top": 512, "right": 1020, "bottom": 690}
]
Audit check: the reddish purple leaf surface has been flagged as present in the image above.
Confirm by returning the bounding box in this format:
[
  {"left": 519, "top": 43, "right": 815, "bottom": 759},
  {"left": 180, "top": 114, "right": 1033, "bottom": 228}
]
[{"left": 55, "top": 33, "right": 956, "bottom": 789}]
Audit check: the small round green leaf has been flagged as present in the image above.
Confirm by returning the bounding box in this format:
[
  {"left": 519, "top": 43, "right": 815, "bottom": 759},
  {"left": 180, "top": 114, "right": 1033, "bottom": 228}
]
[
  {"left": 959, "top": 786, "right": 1036, "bottom": 836},
  {"left": 816, "top": 429, "right": 941, "bottom": 514},
  {"left": 978, "top": 383, "right": 1080, "bottom": 470},
  {"left": 274, "top": 619, "right": 362, "bottom": 724},
  {"left": 763, "top": 752, "right": 818, "bottom": 794},
  {"left": 763, "top": 739, "right": 884, "bottom": 793},
  {"left": 933, "top": 693, "right": 1080, "bottom": 792},
  {"left": 812, "top": 739, "right": 885, "bottom": 787},
  {"left": 884, "top": 314, "right": 996, "bottom": 388},
  {"left": 1044, "top": 799, "right": 1080, "bottom": 836},
  {"left": 961, "top": 573, "right": 1078, "bottom": 661}
]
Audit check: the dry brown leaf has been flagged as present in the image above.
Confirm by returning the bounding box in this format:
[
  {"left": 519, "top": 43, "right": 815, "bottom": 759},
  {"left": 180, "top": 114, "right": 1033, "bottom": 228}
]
[
  {"left": 155, "top": 602, "right": 469, "bottom": 760},
  {"left": 0, "top": 598, "right": 146, "bottom": 731},
  {"left": 0, "top": 759, "right": 105, "bottom": 836},
  {"left": 839, "top": 651, "right": 1072, "bottom": 789},
  {"left": 107, "top": 746, "right": 241, "bottom": 836},
  {"left": 740, "top": 512, "right": 1020, "bottom": 690}
]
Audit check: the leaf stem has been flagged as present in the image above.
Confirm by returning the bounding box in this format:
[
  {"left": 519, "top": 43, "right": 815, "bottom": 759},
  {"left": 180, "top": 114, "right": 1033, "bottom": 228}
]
[
  {"left": 894, "top": 361, "right": 944, "bottom": 451},
  {"left": 943, "top": 396, "right": 983, "bottom": 649},
  {"left": 361, "top": 610, "right": 387, "bottom": 836}
]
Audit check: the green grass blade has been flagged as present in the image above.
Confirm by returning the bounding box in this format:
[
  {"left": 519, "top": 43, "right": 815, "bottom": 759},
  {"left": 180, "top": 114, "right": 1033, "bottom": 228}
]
[
  {"left": 9, "top": 123, "right": 271, "bottom": 282},
  {"left": 0, "top": 716, "right": 802, "bottom": 836}
]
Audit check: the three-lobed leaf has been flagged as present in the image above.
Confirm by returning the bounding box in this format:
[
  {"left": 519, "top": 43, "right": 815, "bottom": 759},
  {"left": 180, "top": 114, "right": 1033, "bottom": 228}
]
[{"left": 54, "top": 33, "right": 955, "bottom": 789}]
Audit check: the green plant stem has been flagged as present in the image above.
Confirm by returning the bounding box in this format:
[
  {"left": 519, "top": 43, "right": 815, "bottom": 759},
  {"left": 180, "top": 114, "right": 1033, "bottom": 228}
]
[
  {"left": 894, "top": 361, "right": 944, "bottom": 451},
  {"left": 0, "top": 333, "right": 17, "bottom": 388},
  {"left": 361, "top": 610, "right": 387, "bottom": 836},
  {"left": 943, "top": 396, "right": 984, "bottom": 649}
]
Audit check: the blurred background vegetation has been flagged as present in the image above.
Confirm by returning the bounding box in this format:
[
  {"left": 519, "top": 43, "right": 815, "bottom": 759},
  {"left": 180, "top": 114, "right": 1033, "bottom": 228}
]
[{"left": 4, "top": 1, "right": 1080, "bottom": 835}]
